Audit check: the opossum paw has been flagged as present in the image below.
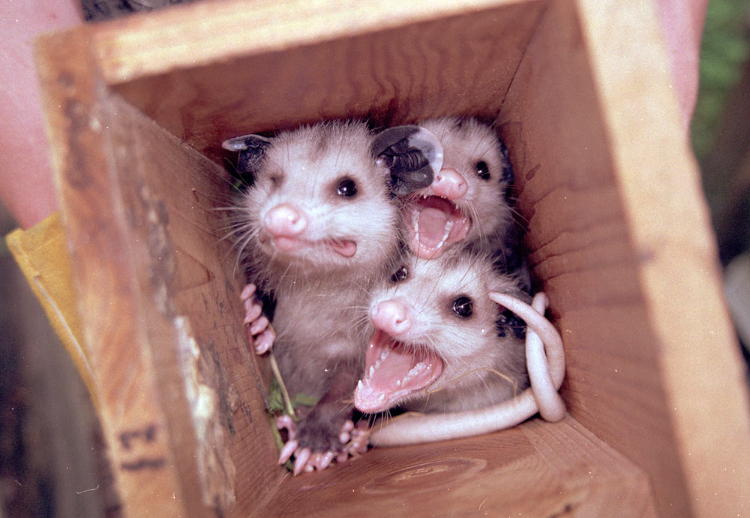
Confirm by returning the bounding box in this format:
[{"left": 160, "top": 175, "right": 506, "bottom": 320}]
[
  {"left": 276, "top": 416, "right": 370, "bottom": 475},
  {"left": 239, "top": 283, "right": 275, "bottom": 354}
]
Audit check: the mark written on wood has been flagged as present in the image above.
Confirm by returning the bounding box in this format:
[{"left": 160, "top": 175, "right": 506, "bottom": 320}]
[
  {"left": 119, "top": 423, "right": 158, "bottom": 450},
  {"left": 120, "top": 458, "right": 166, "bottom": 471}
]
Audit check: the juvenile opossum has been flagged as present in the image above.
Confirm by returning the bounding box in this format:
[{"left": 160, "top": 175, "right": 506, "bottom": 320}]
[
  {"left": 355, "top": 250, "right": 529, "bottom": 415},
  {"left": 223, "top": 121, "right": 440, "bottom": 473},
  {"left": 402, "top": 117, "right": 517, "bottom": 260},
  {"left": 354, "top": 249, "right": 565, "bottom": 446}
]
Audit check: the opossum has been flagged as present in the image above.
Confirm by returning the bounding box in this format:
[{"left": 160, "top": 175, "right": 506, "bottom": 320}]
[
  {"left": 354, "top": 249, "right": 566, "bottom": 446},
  {"left": 402, "top": 117, "right": 517, "bottom": 261},
  {"left": 222, "top": 121, "right": 440, "bottom": 473}
]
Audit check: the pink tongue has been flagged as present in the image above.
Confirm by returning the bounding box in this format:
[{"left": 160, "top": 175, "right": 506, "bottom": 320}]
[
  {"left": 418, "top": 207, "right": 450, "bottom": 248},
  {"left": 329, "top": 239, "right": 357, "bottom": 257},
  {"left": 354, "top": 335, "right": 444, "bottom": 414}
]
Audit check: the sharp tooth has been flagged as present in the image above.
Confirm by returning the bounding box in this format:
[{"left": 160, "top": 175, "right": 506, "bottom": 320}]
[
  {"left": 369, "top": 366, "right": 375, "bottom": 377},
  {"left": 395, "top": 379, "right": 401, "bottom": 386},
  {"left": 379, "top": 349, "right": 390, "bottom": 361},
  {"left": 436, "top": 220, "right": 454, "bottom": 249},
  {"left": 378, "top": 393, "right": 385, "bottom": 402},
  {"left": 357, "top": 380, "right": 363, "bottom": 391}
]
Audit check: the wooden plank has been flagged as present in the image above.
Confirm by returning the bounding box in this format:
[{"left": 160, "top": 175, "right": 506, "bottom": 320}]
[
  {"left": 577, "top": 0, "right": 750, "bottom": 516},
  {"left": 90, "top": 0, "right": 544, "bottom": 84},
  {"left": 92, "top": 0, "right": 545, "bottom": 162},
  {"left": 105, "top": 94, "right": 284, "bottom": 517},
  {"left": 499, "top": 0, "right": 750, "bottom": 516},
  {"left": 258, "top": 418, "right": 656, "bottom": 517},
  {"left": 35, "top": 28, "right": 282, "bottom": 518},
  {"left": 35, "top": 28, "right": 197, "bottom": 518}
]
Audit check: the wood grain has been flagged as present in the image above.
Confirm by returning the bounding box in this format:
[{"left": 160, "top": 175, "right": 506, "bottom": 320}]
[
  {"left": 35, "top": 0, "right": 750, "bottom": 515},
  {"left": 577, "top": 0, "right": 750, "bottom": 515},
  {"left": 101, "top": 0, "right": 545, "bottom": 162},
  {"left": 36, "top": 30, "right": 282, "bottom": 517},
  {"left": 257, "top": 417, "right": 656, "bottom": 518},
  {"left": 500, "top": 0, "right": 750, "bottom": 516}
]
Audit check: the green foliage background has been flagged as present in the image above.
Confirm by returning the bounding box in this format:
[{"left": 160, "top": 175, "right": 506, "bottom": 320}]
[{"left": 691, "top": 0, "right": 750, "bottom": 160}]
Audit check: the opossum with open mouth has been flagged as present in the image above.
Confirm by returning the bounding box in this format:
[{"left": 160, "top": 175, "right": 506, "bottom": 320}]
[
  {"left": 402, "top": 117, "right": 518, "bottom": 261},
  {"left": 355, "top": 248, "right": 566, "bottom": 446}
]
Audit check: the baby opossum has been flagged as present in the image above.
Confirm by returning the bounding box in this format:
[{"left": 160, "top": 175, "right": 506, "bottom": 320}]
[
  {"left": 222, "top": 121, "right": 439, "bottom": 473},
  {"left": 354, "top": 249, "right": 566, "bottom": 446},
  {"left": 354, "top": 250, "right": 530, "bottom": 416},
  {"left": 402, "top": 117, "right": 516, "bottom": 260}
]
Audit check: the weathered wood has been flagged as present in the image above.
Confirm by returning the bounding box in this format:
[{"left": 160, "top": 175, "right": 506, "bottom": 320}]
[
  {"left": 258, "top": 417, "right": 656, "bottom": 518},
  {"left": 36, "top": 28, "right": 281, "bottom": 518},
  {"left": 34, "top": 0, "right": 750, "bottom": 516},
  {"left": 97, "top": 0, "right": 546, "bottom": 162},
  {"left": 500, "top": 0, "right": 750, "bottom": 516}
]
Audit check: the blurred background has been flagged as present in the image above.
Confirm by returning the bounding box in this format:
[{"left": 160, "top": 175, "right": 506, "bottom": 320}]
[{"left": 1, "top": 0, "right": 749, "bottom": 516}]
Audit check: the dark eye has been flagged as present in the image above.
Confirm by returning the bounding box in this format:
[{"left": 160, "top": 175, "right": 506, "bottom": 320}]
[
  {"left": 269, "top": 175, "right": 282, "bottom": 187},
  {"left": 336, "top": 177, "right": 358, "bottom": 197},
  {"left": 452, "top": 296, "right": 473, "bottom": 318},
  {"left": 391, "top": 266, "right": 408, "bottom": 283},
  {"left": 475, "top": 161, "right": 490, "bottom": 181}
]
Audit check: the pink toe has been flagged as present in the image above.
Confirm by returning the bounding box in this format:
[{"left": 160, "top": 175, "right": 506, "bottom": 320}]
[
  {"left": 320, "top": 452, "right": 335, "bottom": 470},
  {"left": 339, "top": 431, "right": 350, "bottom": 444},
  {"left": 278, "top": 440, "right": 298, "bottom": 464},
  {"left": 294, "top": 448, "right": 312, "bottom": 476},
  {"left": 240, "top": 283, "right": 257, "bottom": 301},
  {"left": 255, "top": 330, "right": 275, "bottom": 354},
  {"left": 342, "top": 420, "right": 354, "bottom": 432},
  {"left": 250, "top": 315, "right": 269, "bottom": 335},
  {"left": 243, "top": 303, "right": 263, "bottom": 324}
]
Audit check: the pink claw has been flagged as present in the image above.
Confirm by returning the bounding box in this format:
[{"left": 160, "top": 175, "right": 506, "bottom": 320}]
[
  {"left": 243, "top": 302, "right": 263, "bottom": 324},
  {"left": 278, "top": 440, "right": 298, "bottom": 464},
  {"left": 339, "top": 431, "right": 350, "bottom": 444},
  {"left": 319, "top": 451, "right": 335, "bottom": 470},
  {"left": 250, "top": 315, "right": 269, "bottom": 335},
  {"left": 254, "top": 329, "right": 275, "bottom": 354},
  {"left": 342, "top": 420, "right": 354, "bottom": 432},
  {"left": 293, "top": 448, "right": 312, "bottom": 476},
  {"left": 276, "top": 415, "right": 296, "bottom": 440},
  {"left": 240, "top": 283, "right": 256, "bottom": 301}
]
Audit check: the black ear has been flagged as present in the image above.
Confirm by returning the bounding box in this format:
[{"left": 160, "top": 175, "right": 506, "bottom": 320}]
[
  {"left": 222, "top": 134, "right": 273, "bottom": 174},
  {"left": 372, "top": 126, "right": 444, "bottom": 196}
]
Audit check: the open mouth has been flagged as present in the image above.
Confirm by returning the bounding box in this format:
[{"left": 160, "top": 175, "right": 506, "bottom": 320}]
[
  {"left": 405, "top": 196, "right": 470, "bottom": 259},
  {"left": 269, "top": 236, "right": 357, "bottom": 258},
  {"left": 354, "top": 330, "right": 444, "bottom": 414}
]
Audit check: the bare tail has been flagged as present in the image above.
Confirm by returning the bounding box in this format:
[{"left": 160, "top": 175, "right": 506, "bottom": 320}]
[{"left": 370, "top": 292, "right": 566, "bottom": 446}]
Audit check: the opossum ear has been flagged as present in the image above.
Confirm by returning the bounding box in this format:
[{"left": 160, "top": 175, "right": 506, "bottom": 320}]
[
  {"left": 222, "top": 134, "right": 272, "bottom": 174},
  {"left": 373, "top": 126, "right": 444, "bottom": 196}
]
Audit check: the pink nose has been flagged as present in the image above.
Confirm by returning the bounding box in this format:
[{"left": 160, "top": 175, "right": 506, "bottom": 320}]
[
  {"left": 371, "top": 299, "right": 412, "bottom": 336},
  {"left": 432, "top": 168, "right": 468, "bottom": 200},
  {"left": 264, "top": 203, "right": 307, "bottom": 237}
]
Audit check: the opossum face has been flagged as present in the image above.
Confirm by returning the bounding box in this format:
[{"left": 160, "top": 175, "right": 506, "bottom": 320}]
[
  {"left": 403, "top": 118, "right": 512, "bottom": 259},
  {"left": 237, "top": 122, "right": 401, "bottom": 273},
  {"left": 354, "top": 252, "right": 521, "bottom": 413}
]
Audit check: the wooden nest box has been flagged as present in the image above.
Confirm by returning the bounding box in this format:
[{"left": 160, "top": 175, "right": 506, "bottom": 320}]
[{"left": 36, "top": 0, "right": 750, "bottom": 516}]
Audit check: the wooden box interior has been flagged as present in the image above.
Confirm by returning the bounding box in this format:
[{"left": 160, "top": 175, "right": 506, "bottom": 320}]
[{"left": 36, "top": 0, "right": 750, "bottom": 516}]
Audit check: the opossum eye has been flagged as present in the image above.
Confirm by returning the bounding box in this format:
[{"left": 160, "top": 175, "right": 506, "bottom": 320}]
[
  {"left": 269, "top": 174, "right": 283, "bottom": 188},
  {"left": 451, "top": 296, "right": 473, "bottom": 318},
  {"left": 475, "top": 161, "right": 490, "bottom": 181},
  {"left": 390, "top": 266, "right": 408, "bottom": 283},
  {"left": 336, "top": 177, "right": 358, "bottom": 198}
]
